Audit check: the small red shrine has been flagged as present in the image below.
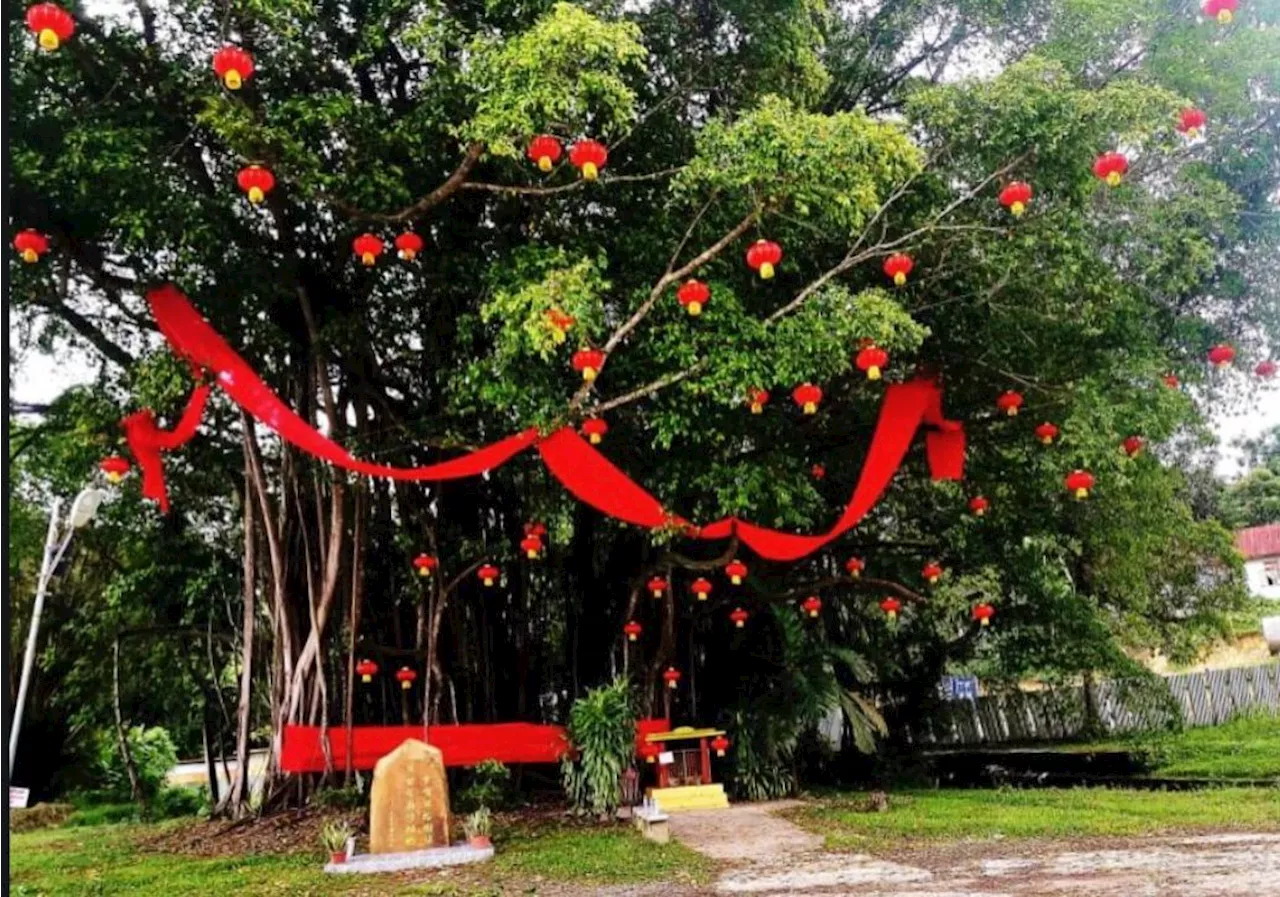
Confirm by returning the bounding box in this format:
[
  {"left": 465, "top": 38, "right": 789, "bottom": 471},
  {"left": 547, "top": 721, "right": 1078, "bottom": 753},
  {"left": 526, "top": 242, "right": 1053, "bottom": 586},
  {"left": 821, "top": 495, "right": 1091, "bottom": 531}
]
[{"left": 640, "top": 725, "right": 730, "bottom": 811}]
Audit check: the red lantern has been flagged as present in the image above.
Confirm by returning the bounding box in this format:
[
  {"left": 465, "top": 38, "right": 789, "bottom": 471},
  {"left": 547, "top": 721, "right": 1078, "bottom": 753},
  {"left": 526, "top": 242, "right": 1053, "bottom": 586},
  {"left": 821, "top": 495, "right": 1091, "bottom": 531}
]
[
  {"left": 972, "top": 603, "right": 995, "bottom": 626},
  {"left": 395, "top": 667, "right": 417, "bottom": 690},
  {"left": 26, "top": 3, "right": 74, "bottom": 51},
  {"left": 922, "top": 562, "right": 943, "bottom": 585},
  {"left": 691, "top": 578, "right": 712, "bottom": 601},
  {"left": 624, "top": 620, "right": 643, "bottom": 642},
  {"left": 212, "top": 45, "right": 255, "bottom": 90},
  {"left": 569, "top": 139, "right": 607, "bottom": 180},
  {"left": 1122, "top": 436, "right": 1145, "bottom": 458},
  {"left": 395, "top": 232, "right": 424, "bottom": 261},
  {"left": 969, "top": 496, "right": 989, "bottom": 517},
  {"left": 677, "top": 280, "right": 710, "bottom": 316},
  {"left": 1208, "top": 344, "right": 1235, "bottom": 368},
  {"left": 996, "top": 390, "right": 1024, "bottom": 416},
  {"left": 581, "top": 417, "right": 609, "bottom": 444},
  {"left": 880, "top": 596, "right": 902, "bottom": 619},
  {"left": 1035, "top": 422, "right": 1059, "bottom": 445},
  {"left": 747, "top": 389, "right": 770, "bottom": 414},
  {"left": 545, "top": 307, "right": 576, "bottom": 344},
  {"left": 236, "top": 165, "right": 275, "bottom": 204},
  {"left": 352, "top": 233, "right": 384, "bottom": 266},
  {"left": 792, "top": 383, "right": 823, "bottom": 415},
  {"left": 663, "top": 667, "right": 682, "bottom": 690},
  {"left": 524, "top": 521, "right": 547, "bottom": 537},
  {"left": 572, "top": 348, "right": 606, "bottom": 382},
  {"left": 647, "top": 576, "right": 669, "bottom": 599},
  {"left": 1163, "top": 373, "right": 1181, "bottom": 389},
  {"left": 745, "top": 240, "right": 783, "bottom": 280},
  {"left": 1256, "top": 360, "right": 1277, "bottom": 379},
  {"left": 845, "top": 557, "right": 865, "bottom": 579},
  {"left": 528, "top": 135, "right": 563, "bottom": 172},
  {"left": 856, "top": 345, "right": 889, "bottom": 381},
  {"left": 99, "top": 455, "right": 131, "bottom": 483},
  {"left": 1065, "top": 469, "right": 1095, "bottom": 500},
  {"left": 725, "top": 560, "right": 748, "bottom": 585},
  {"left": 999, "top": 181, "right": 1033, "bottom": 217},
  {"left": 801, "top": 595, "right": 823, "bottom": 618},
  {"left": 13, "top": 229, "right": 49, "bottom": 264},
  {"left": 1177, "top": 108, "right": 1207, "bottom": 139},
  {"left": 711, "top": 735, "right": 730, "bottom": 757},
  {"left": 729, "top": 607, "right": 750, "bottom": 629},
  {"left": 1203, "top": 0, "right": 1238, "bottom": 23},
  {"left": 640, "top": 742, "right": 661, "bottom": 764},
  {"left": 811, "top": 463, "right": 826, "bottom": 480},
  {"left": 883, "top": 253, "right": 914, "bottom": 287},
  {"left": 1093, "top": 152, "right": 1129, "bottom": 187},
  {"left": 478, "top": 564, "right": 500, "bottom": 587},
  {"left": 355, "top": 659, "right": 379, "bottom": 683},
  {"left": 412, "top": 553, "right": 438, "bottom": 577},
  {"left": 520, "top": 534, "right": 543, "bottom": 559}
]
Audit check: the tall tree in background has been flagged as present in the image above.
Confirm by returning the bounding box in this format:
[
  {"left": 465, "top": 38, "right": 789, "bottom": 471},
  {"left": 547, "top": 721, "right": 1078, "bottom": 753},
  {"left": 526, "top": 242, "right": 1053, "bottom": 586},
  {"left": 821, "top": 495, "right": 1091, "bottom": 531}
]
[{"left": 8, "top": 0, "right": 1277, "bottom": 810}]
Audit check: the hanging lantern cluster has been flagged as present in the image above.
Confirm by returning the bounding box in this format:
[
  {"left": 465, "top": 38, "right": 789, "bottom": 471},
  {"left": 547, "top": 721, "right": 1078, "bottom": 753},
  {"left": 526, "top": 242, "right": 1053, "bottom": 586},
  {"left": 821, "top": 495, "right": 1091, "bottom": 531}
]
[
  {"left": 582, "top": 417, "right": 609, "bottom": 444},
  {"left": 1177, "top": 108, "right": 1207, "bottom": 139},
  {"left": 13, "top": 229, "right": 50, "bottom": 264},
  {"left": 677, "top": 279, "right": 709, "bottom": 316},
  {"left": 569, "top": 139, "right": 608, "bottom": 181},
  {"left": 846, "top": 557, "right": 865, "bottom": 579},
  {"left": 1208, "top": 344, "right": 1235, "bottom": 368},
  {"left": 624, "top": 620, "right": 643, "bottom": 642},
  {"left": 972, "top": 602, "right": 995, "bottom": 626},
  {"left": 999, "top": 182, "right": 1033, "bottom": 217},
  {"left": 746, "top": 240, "right": 782, "bottom": 280},
  {"left": 1202, "top": 0, "right": 1237, "bottom": 23},
  {"left": 1065, "top": 469, "right": 1095, "bottom": 500},
  {"left": 880, "top": 596, "right": 901, "bottom": 619},
  {"left": 100, "top": 455, "right": 131, "bottom": 483},
  {"left": 811, "top": 463, "right": 826, "bottom": 480},
  {"left": 711, "top": 735, "right": 730, "bottom": 757},
  {"left": 237, "top": 165, "right": 276, "bottom": 205},
  {"left": 691, "top": 578, "right": 712, "bottom": 601},
  {"left": 968, "top": 496, "right": 989, "bottom": 517},
  {"left": 26, "top": 3, "right": 75, "bottom": 51},
  {"left": 412, "top": 553, "right": 438, "bottom": 577},
  {"left": 725, "top": 560, "right": 748, "bottom": 585},
  {"left": 1122, "top": 435, "right": 1145, "bottom": 458},
  {"left": 572, "top": 348, "right": 606, "bottom": 382},
  {"left": 396, "top": 232, "right": 424, "bottom": 260},
  {"left": 545, "top": 308, "right": 576, "bottom": 344},
  {"left": 1035, "top": 421, "right": 1059, "bottom": 445},
  {"left": 352, "top": 233, "right": 385, "bottom": 266},
  {"left": 478, "top": 563, "right": 500, "bottom": 587},
  {"left": 212, "top": 45, "right": 255, "bottom": 90},
  {"left": 802, "top": 595, "right": 823, "bottom": 618},
  {"left": 647, "top": 576, "right": 669, "bottom": 598},
  {"left": 527, "top": 135, "right": 563, "bottom": 172},
  {"left": 729, "top": 607, "right": 750, "bottom": 628},
  {"left": 1093, "top": 152, "right": 1129, "bottom": 187},
  {"left": 356, "top": 659, "right": 379, "bottom": 683},
  {"left": 856, "top": 344, "right": 889, "bottom": 381},
  {"left": 922, "top": 562, "right": 943, "bottom": 585},
  {"left": 883, "top": 253, "right": 914, "bottom": 287},
  {"left": 1163, "top": 373, "right": 1181, "bottom": 389},
  {"left": 396, "top": 667, "right": 418, "bottom": 690},
  {"left": 996, "top": 390, "right": 1024, "bottom": 416},
  {"left": 663, "top": 667, "right": 682, "bottom": 689},
  {"left": 1258, "top": 360, "right": 1277, "bottom": 378},
  {"left": 747, "top": 389, "right": 770, "bottom": 414},
  {"left": 792, "top": 383, "right": 822, "bottom": 415},
  {"left": 520, "top": 533, "right": 543, "bottom": 559}
]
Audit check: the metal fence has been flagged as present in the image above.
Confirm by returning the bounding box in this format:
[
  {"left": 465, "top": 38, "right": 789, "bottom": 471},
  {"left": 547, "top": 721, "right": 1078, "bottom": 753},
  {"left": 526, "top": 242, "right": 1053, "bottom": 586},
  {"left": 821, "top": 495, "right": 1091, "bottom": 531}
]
[{"left": 909, "top": 662, "right": 1280, "bottom": 746}]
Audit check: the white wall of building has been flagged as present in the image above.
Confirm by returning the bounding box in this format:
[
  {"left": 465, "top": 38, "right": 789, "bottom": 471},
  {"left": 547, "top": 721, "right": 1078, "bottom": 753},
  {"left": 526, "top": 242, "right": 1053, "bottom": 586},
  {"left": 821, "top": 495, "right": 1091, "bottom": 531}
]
[{"left": 1244, "top": 557, "right": 1280, "bottom": 600}]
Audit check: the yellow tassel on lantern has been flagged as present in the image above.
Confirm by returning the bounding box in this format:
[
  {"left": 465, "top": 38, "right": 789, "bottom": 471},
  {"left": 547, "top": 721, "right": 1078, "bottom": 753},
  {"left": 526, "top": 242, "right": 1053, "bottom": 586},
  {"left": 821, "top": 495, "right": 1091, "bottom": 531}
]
[
  {"left": 893, "top": 272, "right": 907, "bottom": 286},
  {"left": 582, "top": 367, "right": 597, "bottom": 382},
  {"left": 248, "top": 186, "right": 265, "bottom": 204},
  {"left": 39, "top": 28, "right": 60, "bottom": 51},
  {"left": 538, "top": 155, "right": 553, "bottom": 172},
  {"left": 21, "top": 248, "right": 38, "bottom": 263},
  {"left": 224, "top": 69, "right": 243, "bottom": 90},
  {"left": 1106, "top": 171, "right": 1122, "bottom": 187},
  {"left": 758, "top": 262, "right": 775, "bottom": 280},
  {"left": 361, "top": 252, "right": 375, "bottom": 266},
  {"left": 582, "top": 162, "right": 598, "bottom": 181},
  {"left": 483, "top": 576, "right": 495, "bottom": 586},
  {"left": 866, "top": 366, "right": 881, "bottom": 381},
  {"left": 1075, "top": 487, "right": 1089, "bottom": 500},
  {"left": 802, "top": 402, "right": 816, "bottom": 414},
  {"left": 687, "top": 302, "right": 702, "bottom": 316},
  {"left": 1011, "top": 201, "right": 1025, "bottom": 217},
  {"left": 1217, "top": 8, "right": 1233, "bottom": 23}
]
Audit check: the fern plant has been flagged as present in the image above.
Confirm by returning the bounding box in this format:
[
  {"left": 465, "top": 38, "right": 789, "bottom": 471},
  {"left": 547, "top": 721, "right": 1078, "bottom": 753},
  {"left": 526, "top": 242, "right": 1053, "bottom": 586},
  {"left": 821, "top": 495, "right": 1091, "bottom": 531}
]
[{"left": 560, "top": 677, "right": 636, "bottom": 818}]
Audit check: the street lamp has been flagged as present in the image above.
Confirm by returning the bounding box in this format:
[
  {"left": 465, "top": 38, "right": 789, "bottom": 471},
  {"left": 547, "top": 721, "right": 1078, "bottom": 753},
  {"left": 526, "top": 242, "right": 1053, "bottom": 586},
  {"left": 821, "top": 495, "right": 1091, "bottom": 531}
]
[{"left": 8, "top": 486, "right": 109, "bottom": 776}]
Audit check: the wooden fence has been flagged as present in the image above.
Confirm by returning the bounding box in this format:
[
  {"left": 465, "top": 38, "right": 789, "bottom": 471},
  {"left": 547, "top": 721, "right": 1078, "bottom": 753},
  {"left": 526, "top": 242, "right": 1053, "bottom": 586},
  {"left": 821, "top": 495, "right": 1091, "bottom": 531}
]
[{"left": 909, "top": 662, "right": 1280, "bottom": 746}]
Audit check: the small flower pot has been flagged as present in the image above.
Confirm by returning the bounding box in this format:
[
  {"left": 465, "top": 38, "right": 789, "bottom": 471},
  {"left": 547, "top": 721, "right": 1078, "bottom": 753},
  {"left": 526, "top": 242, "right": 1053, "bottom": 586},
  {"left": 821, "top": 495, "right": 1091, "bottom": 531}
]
[
  {"left": 468, "top": 835, "right": 492, "bottom": 850},
  {"left": 329, "top": 851, "right": 347, "bottom": 865}
]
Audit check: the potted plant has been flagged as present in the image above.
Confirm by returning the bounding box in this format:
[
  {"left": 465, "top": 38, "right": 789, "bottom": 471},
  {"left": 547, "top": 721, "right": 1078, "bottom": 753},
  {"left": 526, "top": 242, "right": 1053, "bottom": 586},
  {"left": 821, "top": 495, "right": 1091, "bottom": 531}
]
[
  {"left": 321, "top": 820, "right": 353, "bottom": 865},
  {"left": 463, "top": 806, "right": 492, "bottom": 849}
]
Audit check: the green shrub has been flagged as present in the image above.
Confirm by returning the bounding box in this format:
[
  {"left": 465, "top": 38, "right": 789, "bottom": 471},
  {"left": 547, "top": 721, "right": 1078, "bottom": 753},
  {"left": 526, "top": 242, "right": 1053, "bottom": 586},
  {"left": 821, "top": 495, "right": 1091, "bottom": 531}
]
[
  {"left": 8, "top": 803, "right": 74, "bottom": 833},
  {"left": 65, "top": 802, "right": 143, "bottom": 827},
  {"left": 151, "top": 786, "right": 206, "bottom": 819},
  {"left": 87, "top": 725, "right": 179, "bottom": 802},
  {"left": 561, "top": 677, "right": 635, "bottom": 818},
  {"left": 313, "top": 784, "right": 365, "bottom": 810},
  {"left": 459, "top": 759, "right": 511, "bottom": 811}
]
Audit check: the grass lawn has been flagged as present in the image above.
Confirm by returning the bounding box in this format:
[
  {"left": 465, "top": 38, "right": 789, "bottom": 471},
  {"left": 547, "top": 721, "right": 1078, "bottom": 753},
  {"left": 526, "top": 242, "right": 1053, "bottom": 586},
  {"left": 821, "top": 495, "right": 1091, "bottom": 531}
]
[
  {"left": 9, "top": 815, "right": 713, "bottom": 896},
  {"left": 1128, "top": 713, "right": 1280, "bottom": 780},
  {"left": 786, "top": 787, "right": 1280, "bottom": 852}
]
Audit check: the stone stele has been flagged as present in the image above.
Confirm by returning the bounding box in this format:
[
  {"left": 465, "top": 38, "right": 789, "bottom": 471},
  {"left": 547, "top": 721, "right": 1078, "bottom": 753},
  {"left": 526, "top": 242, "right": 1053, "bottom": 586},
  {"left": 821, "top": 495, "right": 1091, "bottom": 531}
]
[{"left": 369, "top": 739, "right": 450, "bottom": 853}]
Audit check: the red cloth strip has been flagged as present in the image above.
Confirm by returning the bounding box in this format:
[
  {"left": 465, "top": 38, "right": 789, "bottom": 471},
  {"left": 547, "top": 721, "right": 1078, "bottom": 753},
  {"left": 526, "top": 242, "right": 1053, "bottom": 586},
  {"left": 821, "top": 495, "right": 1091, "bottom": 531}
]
[
  {"left": 536, "top": 427, "right": 672, "bottom": 528},
  {"left": 280, "top": 723, "right": 572, "bottom": 771},
  {"left": 120, "top": 384, "right": 212, "bottom": 513}
]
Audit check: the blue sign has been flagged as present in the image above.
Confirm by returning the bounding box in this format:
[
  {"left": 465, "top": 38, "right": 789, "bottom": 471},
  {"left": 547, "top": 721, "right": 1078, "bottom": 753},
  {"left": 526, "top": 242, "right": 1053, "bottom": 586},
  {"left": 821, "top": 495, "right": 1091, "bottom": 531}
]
[{"left": 942, "top": 675, "right": 979, "bottom": 700}]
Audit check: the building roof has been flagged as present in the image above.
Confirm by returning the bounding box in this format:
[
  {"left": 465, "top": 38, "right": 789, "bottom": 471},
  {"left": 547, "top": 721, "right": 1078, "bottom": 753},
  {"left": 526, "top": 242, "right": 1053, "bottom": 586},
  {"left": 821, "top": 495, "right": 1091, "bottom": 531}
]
[{"left": 1235, "top": 523, "right": 1280, "bottom": 561}]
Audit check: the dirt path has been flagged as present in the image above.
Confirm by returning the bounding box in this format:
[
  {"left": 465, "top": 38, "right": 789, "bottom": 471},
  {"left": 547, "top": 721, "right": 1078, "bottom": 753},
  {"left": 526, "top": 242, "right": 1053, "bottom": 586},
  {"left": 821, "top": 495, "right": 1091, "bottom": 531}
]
[{"left": 666, "top": 804, "right": 1280, "bottom": 896}]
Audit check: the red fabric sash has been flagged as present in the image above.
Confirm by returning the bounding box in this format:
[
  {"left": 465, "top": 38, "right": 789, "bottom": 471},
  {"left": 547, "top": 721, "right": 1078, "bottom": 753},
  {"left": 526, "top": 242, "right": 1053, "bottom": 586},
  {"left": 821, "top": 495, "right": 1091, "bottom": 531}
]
[{"left": 121, "top": 384, "right": 211, "bottom": 513}]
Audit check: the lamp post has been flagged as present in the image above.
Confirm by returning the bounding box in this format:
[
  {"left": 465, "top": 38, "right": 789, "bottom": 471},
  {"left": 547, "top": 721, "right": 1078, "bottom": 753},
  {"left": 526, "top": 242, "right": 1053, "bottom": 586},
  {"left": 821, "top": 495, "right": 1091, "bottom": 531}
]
[{"left": 8, "top": 487, "right": 108, "bottom": 776}]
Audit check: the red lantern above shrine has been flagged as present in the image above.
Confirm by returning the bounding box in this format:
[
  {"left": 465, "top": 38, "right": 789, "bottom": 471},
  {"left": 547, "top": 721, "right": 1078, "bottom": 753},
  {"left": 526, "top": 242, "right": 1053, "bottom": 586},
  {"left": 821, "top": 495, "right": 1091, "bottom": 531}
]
[
  {"left": 647, "top": 576, "right": 669, "bottom": 598},
  {"left": 922, "top": 562, "right": 943, "bottom": 585},
  {"left": 880, "top": 596, "right": 902, "bottom": 619},
  {"left": 13, "top": 229, "right": 49, "bottom": 264},
  {"left": 1093, "top": 152, "right": 1129, "bottom": 187},
  {"left": 1035, "top": 422, "right": 1059, "bottom": 445},
  {"left": 520, "top": 534, "right": 543, "bottom": 559},
  {"left": 545, "top": 308, "right": 575, "bottom": 344},
  {"left": 581, "top": 417, "right": 609, "bottom": 444},
  {"left": 572, "top": 348, "right": 606, "bottom": 382},
  {"left": 478, "top": 564, "right": 500, "bottom": 587},
  {"left": 729, "top": 607, "right": 750, "bottom": 629},
  {"left": 395, "top": 667, "right": 417, "bottom": 690},
  {"left": 883, "top": 253, "right": 914, "bottom": 287},
  {"left": 802, "top": 595, "right": 823, "bottom": 618},
  {"left": 711, "top": 735, "right": 730, "bottom": 757},
  {"left": 969, "top": 496, "right": 990, "bottom": 517},
  {"left": 353, "top": 233, "right": 384, "bottom": 266},
  {"left": 624, "top": 620, "right": 643, "bottom": 642},
  {"left": 856, "top": 345, "right": 889, "bottom": 381},
  {"left": 26, "top": 3, "right": 74, "bottom": 51},
  {"left": 1177, "top": 108, "right": 1207, "bottom": 139},
  {"left": 691, "top": 578, "right": 712, "bottom": 601},
  {"left": 845, "top": 557, "right": 865, "bottom": 579},
  {"left": 973, "top": 602, "right": 995, "bottom": 626},
  {"left": 792, "top": 383, "right": 822, "bottom": 415},
  {"left": 212, "top": 45, "right": 255, "bottom": 90},
  {"left": 395, "top": 232, "right": 424, "bottom": 261},
  {"left": 528, "top": 135, "right": 563, "bottom": 172},
  {"left": 569, "top": 139, "right": 607, "bottom": 180},
  {"left": 996, "top": 390, "right": 1024, "bottom": 416},
  {"left": 663, "top": 667, "right": 682, "bottom": 690},
  {"left": 1122, "top": 435, "right": 1145, "bottom": 458},
  {"left": 999, "top": 181, "right": 1033, "bottom": 217},
  {"left": 1257, "top": 360, "right": 1277, "bottom": 379},
  {"left": 746, "top": 240, "right": 783, "bottom": 280},
  {"left": 1203, "top": 0, "right": 1238, "bottom": 23},
  {"left": 747, "top": 389, "right": 770, "bottom": 414},
  {"left": 412, "top": 553, "right": 438, "bottom": 577},
  {"left": 236, "top": 165, "right": 275, "bottom": 204},
  {"left": 677, "top": 279, "right": 710, "bottom": 316},
  {"left": 100, "top": 456, "right": 131, "bottom": 483},
  {"left": 811, "top": 463, "right": 826, "bottom": 480},
  {"left": 1065, "top": 469, "right": 1095, "bottom": 500},
  {"left": 1208, "top": 344, "right": 1235, "bottom": 368},
  {"left": 356, "top": 659, "right": 379, "bottom": 683},
  {"left": 725, "top": 560, "right": 748, "bottom": 585}
]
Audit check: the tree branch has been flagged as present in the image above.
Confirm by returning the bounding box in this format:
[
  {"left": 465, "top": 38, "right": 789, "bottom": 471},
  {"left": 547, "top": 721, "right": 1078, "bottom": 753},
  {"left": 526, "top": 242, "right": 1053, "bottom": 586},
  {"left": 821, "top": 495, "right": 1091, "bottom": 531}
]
[
  {"left": 460, "top": 167, "right": 682, "bottom": 197},
  {"left": 332, "top": 143, "right": 485, "bottom": 222}
]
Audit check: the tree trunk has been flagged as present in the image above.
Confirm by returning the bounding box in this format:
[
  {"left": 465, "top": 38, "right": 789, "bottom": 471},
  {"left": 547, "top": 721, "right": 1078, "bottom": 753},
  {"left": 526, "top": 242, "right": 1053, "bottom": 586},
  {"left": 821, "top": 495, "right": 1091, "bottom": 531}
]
[
  {"left": 112, "top": 637, "right": 144, "bottom": 805},
  {"left": 202, "top": 702, "right": 221, "bottom": 807},
  {"left": 225, "top": 431, "right": 258, "bottom": 817}
]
